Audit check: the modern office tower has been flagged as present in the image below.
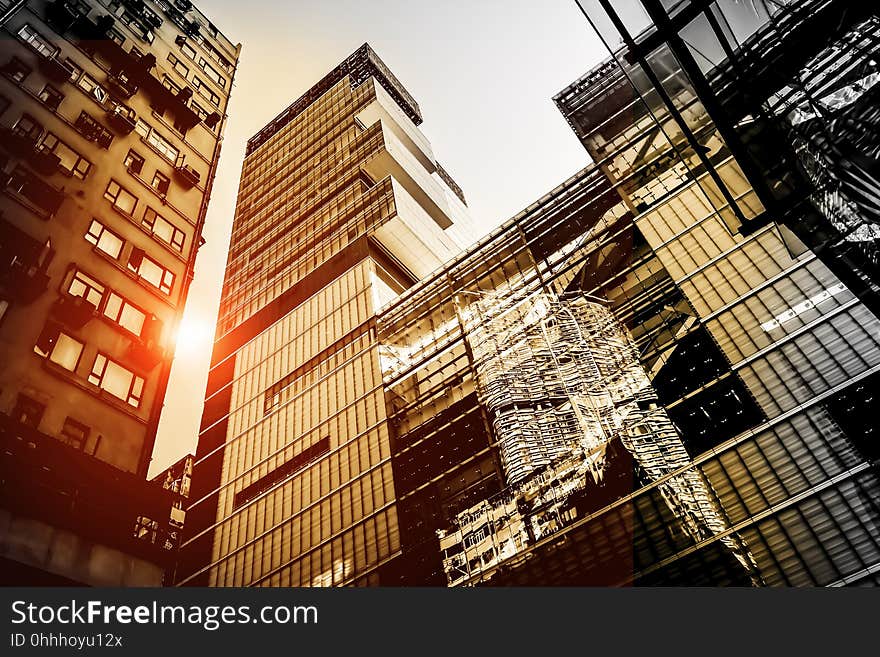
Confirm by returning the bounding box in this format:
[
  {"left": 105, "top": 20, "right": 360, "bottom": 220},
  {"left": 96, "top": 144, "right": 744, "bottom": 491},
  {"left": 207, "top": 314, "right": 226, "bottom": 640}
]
[
  {"left": 176, "top": 43, "right": 477, "bottom": 587},
  {"left": 0, "top": 1, "right": 239, "bottom": 585}
]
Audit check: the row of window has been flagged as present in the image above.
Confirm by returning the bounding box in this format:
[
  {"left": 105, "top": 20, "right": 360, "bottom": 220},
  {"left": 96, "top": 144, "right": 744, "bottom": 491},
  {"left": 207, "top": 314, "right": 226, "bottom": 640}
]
[
  {"left": 35, "top": 323, "right": 145, "bottom": 408},
  {"left": 88, "top": 201, "right": 177, "bottom": 296},
  {"left": 102, "top": 177, "right": 186, "bottom": 250},
  {"left": 177, "top": 38, "right": 228, "bottom": 91},
  {"left": 68, "top": 267, "right": 147, "bottom": 337},
  {"left": 11, "top": 392, "right": 95, "bottom": 452}
]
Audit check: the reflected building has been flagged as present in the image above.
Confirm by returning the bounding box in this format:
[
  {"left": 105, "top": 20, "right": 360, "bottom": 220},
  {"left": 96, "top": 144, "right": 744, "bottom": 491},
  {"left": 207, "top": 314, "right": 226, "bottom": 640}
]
[
  {"left": 176, "top": 43, "right": 478, "bottom": 586},
  {"left": 0, "top": 1, "right": 238, "bottom": 585}
]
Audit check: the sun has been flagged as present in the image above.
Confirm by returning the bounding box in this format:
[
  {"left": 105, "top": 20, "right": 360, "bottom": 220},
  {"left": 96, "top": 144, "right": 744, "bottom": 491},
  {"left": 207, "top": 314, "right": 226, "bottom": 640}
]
[{"left": 172, "top": 314, "right": 214, "bottom": 355}]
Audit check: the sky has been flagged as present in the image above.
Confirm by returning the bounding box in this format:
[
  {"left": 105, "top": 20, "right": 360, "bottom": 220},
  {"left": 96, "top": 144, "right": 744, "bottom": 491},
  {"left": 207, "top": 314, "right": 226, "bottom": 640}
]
[{"left": 148, "top": 0, "right": 608, "bottom": 477}]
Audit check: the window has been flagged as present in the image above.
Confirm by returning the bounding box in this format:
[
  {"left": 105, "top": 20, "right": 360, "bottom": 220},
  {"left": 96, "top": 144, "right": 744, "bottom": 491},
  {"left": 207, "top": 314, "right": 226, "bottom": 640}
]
[
  {"left": 35, "top": 322, "right": 84, "bottom": 372},
  {"left": 108, "top": 28, "right": 126, "bottom": 46},
  {"left": 13, "top": 113, "right": 42, "bottom": 140},
  {"left": 134, "top": 118, "right": 150, "bottom": 138},
  {"left": 203, "top": 41, "right": 233, "bottom": 73},
  {"left": 192, "top": 77, "right": 220, "bottom": 106},
  {"left": 76, "top": 73, "right": 108, "bottom": 103},
  {"left": 104, "top": 291, "right": 146, "bottom": 335},
  {"left": 11, "top": 394, "right": 45, "bottom": 429},
  {"left": 104, "top": 180, "right": 138, "bottom": 216},
  {"left": 85, "top": 219, "right": 124, "bottom": 259},
  {"left": 168, "top": 53, "right": 189, "bottom": 77},
  {"left": 161, "top": 75, "right": 181, "bottom": 97},
  {"left": 89, "top": 354, "right": 144, "bottom": 407},
  {"left": 143, "top": 207, "right": 185, "bottom": 251},
  {"left": 189, "top": 100, "right": 209, "bottom": 122},
  {"left": 2, "top": 57, "right": 31, "bottom": 83},
  {"left": 17, "top": 24, "right": 58, "bottom": 58},
  {"left": 67, "top": 269, "right": 105, "bottom": 307},
  {"left": 151, "top": 171, "right": 170, "bottom": 195},
  {"left": 124, "top": 149, "right": 145, "bottom": 174},
  {"left": 109, "top": 3, "right": 157, "bottom": 42},
  {"left": 65, "top": 58, "right": 82, "bottom": 82},
  {"left": 180, "top": 41, "right": 197, "bottom": 60},
  {"left": 39, "top": 133, "right": 92, "bottom": 179},
  {"left": 198, "top": 57, "right": 225, "bottom": 88},
  {"left": 128, "top": 248, "right": 174, "bottom": 294},
  {"left": 59, "top": 417, "right": 90, "bottom": 450},
  {"left": 144, "top": 126, "right": 179, "bottom": 162},
  {"left": 37, "top": 84, "right": 64, "bottom": 111}
]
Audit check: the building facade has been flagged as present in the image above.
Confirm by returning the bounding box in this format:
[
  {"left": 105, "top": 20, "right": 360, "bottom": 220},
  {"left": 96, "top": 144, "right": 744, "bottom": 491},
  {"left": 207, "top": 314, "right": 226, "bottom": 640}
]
[
  {"left": 176, "top": 44, "right": 477, "bottom": 586},
  {"left": 0, "top": 0, "right": 239, "bottom": 585}
]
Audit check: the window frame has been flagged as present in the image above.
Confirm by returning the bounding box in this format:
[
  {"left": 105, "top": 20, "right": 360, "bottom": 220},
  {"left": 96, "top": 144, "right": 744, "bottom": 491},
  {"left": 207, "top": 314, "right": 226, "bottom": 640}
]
[
  {"left": 128, "top": 249, "right": 175, "bottom": 295},
  {"left": 151, "top": 170, "right": 171, "bottom": 195},
  {"left": 103, "top": 290, "right": 147, "bottom": 336},
  {"left": 104, "top": 179, "right": 139, "bottom": 216},
  {"left": 37, "top": 84, "right": 64, "bottom": 112},
  {"left": 85, "top": 218, "right": 125, "bottom": 259},
  {"left": 88, "top": 353, "right": 145, "bottom": 408},
  {"left": 17, "top": 24, "right": 58, "bottom": 58},
  {"left": 143, "top": 207, "right": 185, "bottom": 252},
  {"left": 39, "top": 132, "right": 92, "bottom": 179}
]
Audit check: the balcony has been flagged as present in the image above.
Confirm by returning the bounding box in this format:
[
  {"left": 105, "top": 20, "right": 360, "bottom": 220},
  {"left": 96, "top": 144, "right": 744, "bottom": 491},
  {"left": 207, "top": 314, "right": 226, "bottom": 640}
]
[
  {"left": 37, "top": 54, "right": 75, "bottom": 84},
  {"left": 0, "top": 217, "right": 53, "bottom": 303},
  {"left": 51, "top": 294, "right": 96, "bottom": 330},
  {"left": 107, "top": 103, "right": 138, "bottom": 134},
  {"left": 74, "top": 111, "right": 114, "bottom": 149},
  {"left": 174, "top": 162, "right": 200, "bottom": 188}
]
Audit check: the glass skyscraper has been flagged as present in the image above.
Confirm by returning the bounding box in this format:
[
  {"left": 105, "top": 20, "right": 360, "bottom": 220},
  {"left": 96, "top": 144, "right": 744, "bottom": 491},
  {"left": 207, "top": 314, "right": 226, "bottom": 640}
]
[{"left": 177, "top": 44, "right": 477, "bottom": 586}]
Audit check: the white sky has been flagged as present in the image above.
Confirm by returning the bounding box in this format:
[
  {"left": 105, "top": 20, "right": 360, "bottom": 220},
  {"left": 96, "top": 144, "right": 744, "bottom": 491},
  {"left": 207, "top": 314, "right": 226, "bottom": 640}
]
[{"left": 149, "top": 0, "right": 606, "bottom": 477}]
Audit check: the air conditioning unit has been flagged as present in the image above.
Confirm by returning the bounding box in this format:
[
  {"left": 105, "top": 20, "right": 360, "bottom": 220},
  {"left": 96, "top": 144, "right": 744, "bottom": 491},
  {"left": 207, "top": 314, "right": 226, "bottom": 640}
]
[
  {"left": 51, "top": 295, "right": 96, "bottom": 329},
  {"left": 174, "top": 163, "right": 200, "bottom": 188},
  {"left": 29, "top": 149, "right": 61, "bottom": 176},
  {"left": 107, "top": 104, "right": 138, "bottom": 134},
  {"left": 38, "top": 55, "right": 75, "bottom": 84}
]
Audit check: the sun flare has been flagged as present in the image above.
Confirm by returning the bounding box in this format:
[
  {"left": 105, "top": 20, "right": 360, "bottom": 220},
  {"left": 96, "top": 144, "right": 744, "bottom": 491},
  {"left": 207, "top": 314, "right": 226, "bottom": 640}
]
[{"left": 172, "top": 315, "right": 214, "bottom": 355}]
